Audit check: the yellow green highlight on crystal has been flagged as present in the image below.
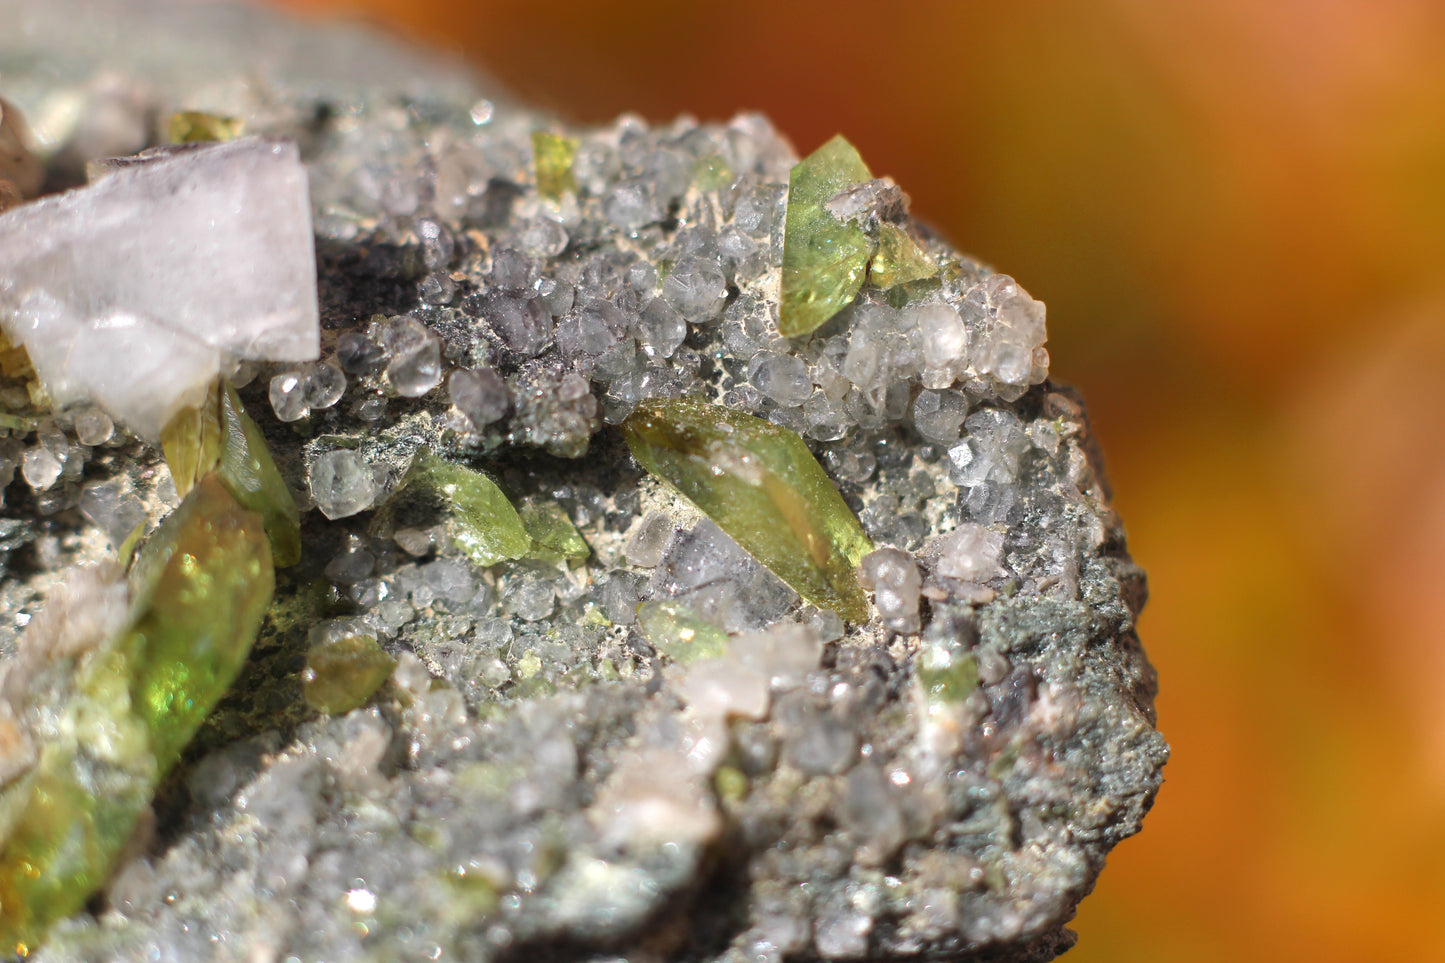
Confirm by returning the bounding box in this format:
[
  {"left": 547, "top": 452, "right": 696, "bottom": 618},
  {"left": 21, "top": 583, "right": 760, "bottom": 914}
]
[
  {"left": 622, "top": 398, "right": 873, "bottom": 622},
  {"left": 160, "top": 379, "right": 301, "bottom": 567},
  {"left": 0, "top": 476, "right": 273, "bottom": 952},
  {"left": 779, "top": 135, "right": 875, "bottom": 338},
  {"left": 405, "top": 452, "right": 532, "bottom": 568},
  {"left": 532, "top": 130, "right": 579, "bottom": 201}
]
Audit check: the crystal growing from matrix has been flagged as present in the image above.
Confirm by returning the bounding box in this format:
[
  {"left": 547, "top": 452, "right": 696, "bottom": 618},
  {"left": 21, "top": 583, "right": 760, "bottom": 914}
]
[
  {"left": 779, "top": 135, "right": 874, "bottom": 337},
  {"left": 0, "top": 137, "right": 319, "bottom": 440},
  {"left": 0, "top": 477, "right": 273, "bottom": 951},
  {"left": 623, "top": 398, "right": 874, "bottom": 622}
]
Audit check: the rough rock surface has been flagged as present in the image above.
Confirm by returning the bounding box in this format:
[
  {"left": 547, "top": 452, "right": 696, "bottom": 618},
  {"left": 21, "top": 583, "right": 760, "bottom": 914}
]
[{"left": 0, "top": 1, "right": 1166, "bottom": 960}]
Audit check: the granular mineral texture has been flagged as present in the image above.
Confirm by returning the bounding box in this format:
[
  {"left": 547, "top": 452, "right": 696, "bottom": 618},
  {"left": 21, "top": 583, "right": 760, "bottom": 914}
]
[{"left": 0, "top": 1, "right": 1166, "bottom": 960}]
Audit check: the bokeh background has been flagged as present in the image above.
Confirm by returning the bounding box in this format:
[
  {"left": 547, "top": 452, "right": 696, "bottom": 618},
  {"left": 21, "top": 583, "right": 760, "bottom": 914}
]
[{"left": 272, "top": 1, "right": 1445, "bottom": 958}]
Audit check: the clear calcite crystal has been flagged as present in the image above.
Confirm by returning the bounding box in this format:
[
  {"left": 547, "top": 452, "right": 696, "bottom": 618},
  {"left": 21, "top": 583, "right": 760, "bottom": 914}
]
[{"left": 0, "top": 137, "right": 319, "bottom": 440}]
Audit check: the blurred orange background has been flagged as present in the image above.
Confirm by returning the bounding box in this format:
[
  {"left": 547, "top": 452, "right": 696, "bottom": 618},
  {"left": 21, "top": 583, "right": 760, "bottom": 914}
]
[{"left": 274, "top": 0, "right": 1445, "bottom": 958}]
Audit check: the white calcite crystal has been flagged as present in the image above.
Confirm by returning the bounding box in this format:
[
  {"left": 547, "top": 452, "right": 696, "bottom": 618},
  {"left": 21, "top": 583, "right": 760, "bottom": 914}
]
[
  {"left": 926, "top": 523, "right": 1005, "bottom": 582},
  {"left": 0, "top": 137, "right": 319, "bottom": 439}
]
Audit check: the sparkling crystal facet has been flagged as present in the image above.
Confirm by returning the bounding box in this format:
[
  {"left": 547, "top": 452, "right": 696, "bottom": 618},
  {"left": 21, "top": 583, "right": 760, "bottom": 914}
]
[
  {"left": 778, "top": 135, "right": 874, "bottom": 338},
  {"left": 623, "top": 398, "right": 873, "bottom": 621}
]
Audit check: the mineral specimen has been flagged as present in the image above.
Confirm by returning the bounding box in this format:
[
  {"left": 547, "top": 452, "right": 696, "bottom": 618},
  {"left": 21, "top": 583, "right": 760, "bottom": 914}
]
[
  {"left": 0, "top": 1, "right": 1165, "bottom": 960},
  {"left": 165, "top": 110, "right": 242, "bottom": 145},
  {"left": 302, "top": 618, "right": 396, "bottom": 715},
  {"left": 532, "top": 129, "right": 579, "bottom": 201},
  {"left": 405, "top": 451, "right": 532, "bottom": 567},
  {"left": 160, "top": 380, "right": 301, "bottom": 566}
]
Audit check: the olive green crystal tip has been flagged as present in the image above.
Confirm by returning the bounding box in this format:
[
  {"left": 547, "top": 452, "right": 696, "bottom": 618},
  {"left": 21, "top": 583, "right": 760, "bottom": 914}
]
[
  {"left": 636, "top": 599, "right": 729, "bottom": 663},
  {"left": 519, "top": 498, "right": 590, "bottom": 566},
  {"left": 167, "top": 110, "right": 242, "bottom": 144},
  {"left": 408, "top": 452, "right": 532, "bottom": 568},
  {"left": 304, "top": 629, "right": 396, "bottom": 716},
  {"left": 622, "top": 399, "right": 873, "bottom": 623},
  {"left": 869, "top": 223, "right": 936, "bottom": 290},
  {"left": 161, "top": 380, "right": 302, "bottom": 567},
  {"left": 0, "top": 476, "right": 273, "bottom": 952},
  {"left": 532, "top": 130, "right": 580, "bottom": 201},
  {"left": 779, "top": 134, "right": 875, "bottom": 338},
  {"left": 917, "top": 645, "right": 980, "bottom": 705}
]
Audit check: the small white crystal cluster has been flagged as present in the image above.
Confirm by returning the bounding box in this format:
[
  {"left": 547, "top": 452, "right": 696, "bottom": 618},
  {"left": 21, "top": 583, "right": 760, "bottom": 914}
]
[
  {"left": 742, "top": 273, "right": 1048, "bottom": 443},
  {"left": 0, "top": 138, "right": 319, "bottom": 440},
  {"left": 0, "top": 561, "right": 130, "bottom": 786}
]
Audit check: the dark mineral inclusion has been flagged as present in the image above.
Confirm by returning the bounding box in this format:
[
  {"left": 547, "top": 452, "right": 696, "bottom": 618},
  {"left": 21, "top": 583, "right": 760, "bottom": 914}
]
[{"left": 0, "top": 1, "right": 1166, "bottom": 960}]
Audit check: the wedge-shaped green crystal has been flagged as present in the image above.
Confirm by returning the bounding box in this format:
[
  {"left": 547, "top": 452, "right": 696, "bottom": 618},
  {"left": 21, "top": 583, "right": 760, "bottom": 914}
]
[
  {"left": 160, "top": 384, "right": 223, "bottom": 496},
  {"left": 869, "top": 223, "right": 936, "bottom": 290},
  {"left": 304, "top": 629, "right": 396, "bottom": 715},
  {"left": 167, "top": 110, "right": 242, "bottom": 144},
  {"left": 636, "top": 599, "right": 728, "bottom": 663},
  {"left": 519, "top": 498, "right": 590, "bottom": 566},
  {"left": 622, "top": 399, "right": 874, "bottom": 622},
  {"left": 161, "top": 380, "right": 301, "bottom": 567},
  {"left": 779, "top": 135, "right": 875, "bottom": 338},
  {"left": 0, "top": 476, "right": 273, "bottom": 952},
  {"left": 408, "top": 452, "right": 532, "bottom": 567},
  {"left": 532, "top": 130, "right": 579, "bottom": 201},
  {"left": 916, "top": 644, "right": 979, "bottom": 704}
]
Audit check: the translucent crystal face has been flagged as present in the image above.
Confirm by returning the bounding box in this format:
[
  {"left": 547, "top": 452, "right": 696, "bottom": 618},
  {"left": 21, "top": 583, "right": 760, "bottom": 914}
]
[
  {"left": 0, "top": 476, "right": 272, "bottom": 952},
  {"left": 0, "top": 138, "right": 319, "bottom": 440},
  {"left": 623, "top": 398, "right": 875, "bottom": 622}
]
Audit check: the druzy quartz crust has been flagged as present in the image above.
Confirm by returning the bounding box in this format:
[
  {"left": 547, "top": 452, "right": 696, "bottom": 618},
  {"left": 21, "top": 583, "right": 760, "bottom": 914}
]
[{"left": 0, "top": 1, "right": 1164, "bottom": 960}]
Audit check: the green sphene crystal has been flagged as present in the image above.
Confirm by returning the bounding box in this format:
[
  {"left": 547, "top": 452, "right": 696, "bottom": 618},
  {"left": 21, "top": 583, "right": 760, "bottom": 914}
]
[
  {"left": 713, "top": 765, "right": 749, "bottom": 804},
  {"left": 779, "top": 134, "right": 875, "bottom": 338},
  {"left": 303, "top": 632, "right": 396, "bottom": 716},
  {"left": 869, "top": 223, "right": 936, "bottom": 290},
  {"left": 693, "top": 154, "right": 733, "bottom": 192},
  {"left": 160, "top": 387, "right": 222, "bottom": 496},
  {"left": 166, "top": 110, "right": 242, "bottom": 144},
  {"left": 161, "top": 380, "right": 301, "bottom": 567},
  {"left": 635, "top": 599, "right": 728, "bottom": 663},
  {"left": 917, "top": 645, "right": 979, "bottom": 704},
  {"left": 0, "top": 475, "right": 273, "bottom": 953},
  {"left": 622, "top": 399, "right": 874, "bottom": 622},
  {"left": 532, "top": 130, "right": 579, "bottom": 201},
  {"left": 408, "top": 452, "right": 531, "bottom": 567},
  {"left": 519, "top": 498, "right": 590, "bottom": 566}
]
